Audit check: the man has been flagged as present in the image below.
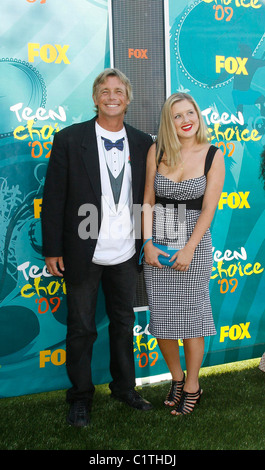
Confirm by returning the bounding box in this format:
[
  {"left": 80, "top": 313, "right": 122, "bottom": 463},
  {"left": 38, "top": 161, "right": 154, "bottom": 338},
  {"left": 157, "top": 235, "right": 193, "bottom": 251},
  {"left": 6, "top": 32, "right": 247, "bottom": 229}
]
[{"left": 41, "top": 68, "right": 153, "bottom": 427}]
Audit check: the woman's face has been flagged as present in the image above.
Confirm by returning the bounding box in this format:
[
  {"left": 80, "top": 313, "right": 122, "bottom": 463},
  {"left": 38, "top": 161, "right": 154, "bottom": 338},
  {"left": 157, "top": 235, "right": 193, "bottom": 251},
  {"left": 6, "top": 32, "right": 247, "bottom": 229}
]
[{"left": 171, "top": 99, "right": 200, "bottom": 141}]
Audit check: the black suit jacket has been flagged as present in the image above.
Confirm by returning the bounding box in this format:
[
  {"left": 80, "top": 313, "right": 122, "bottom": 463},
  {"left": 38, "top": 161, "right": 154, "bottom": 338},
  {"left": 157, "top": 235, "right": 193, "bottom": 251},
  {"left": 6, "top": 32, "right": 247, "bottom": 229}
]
[{"left": 41, "top": 116, "right": 153, "bottom": 283}]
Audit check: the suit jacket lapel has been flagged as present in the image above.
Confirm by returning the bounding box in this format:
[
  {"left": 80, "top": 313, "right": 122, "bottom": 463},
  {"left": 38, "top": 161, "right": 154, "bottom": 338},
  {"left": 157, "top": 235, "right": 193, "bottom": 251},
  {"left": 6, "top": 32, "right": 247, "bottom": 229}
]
[
  {"left": 125, "top": 123, "right": 143, "bottom": 204},
  {"left": 80, "top": 117, "right": 102, "bottom": 206}
]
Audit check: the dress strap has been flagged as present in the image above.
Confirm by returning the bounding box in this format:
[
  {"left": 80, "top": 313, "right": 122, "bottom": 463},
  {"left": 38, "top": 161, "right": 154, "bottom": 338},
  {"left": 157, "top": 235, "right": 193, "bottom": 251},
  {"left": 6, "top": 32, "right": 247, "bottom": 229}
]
[
  {"left": 156, "top": 143, "right": 218, "bottom": 173},
  {"left": 204, "top": 145, "right": 218, "bottom": 176},
  {"left": 157, "top": 150, "right": 163, "bottom": 167},
  {"left": 156, "top": 145, "right": 163, "bottom": 168}
]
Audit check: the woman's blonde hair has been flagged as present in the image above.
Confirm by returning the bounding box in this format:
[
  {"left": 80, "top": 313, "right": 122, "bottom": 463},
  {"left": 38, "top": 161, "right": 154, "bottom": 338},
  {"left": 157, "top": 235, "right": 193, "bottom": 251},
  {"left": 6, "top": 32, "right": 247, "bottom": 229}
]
[{"left": 156, "top": 92, "right": 209, "bottom": 167}]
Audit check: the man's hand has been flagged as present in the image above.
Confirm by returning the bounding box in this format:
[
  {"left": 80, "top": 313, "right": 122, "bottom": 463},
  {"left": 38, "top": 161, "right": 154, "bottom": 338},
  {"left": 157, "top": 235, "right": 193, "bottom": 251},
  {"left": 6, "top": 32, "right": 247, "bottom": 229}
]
[{"left": 45, "top": 256, "right": 65, "bottom": 277}]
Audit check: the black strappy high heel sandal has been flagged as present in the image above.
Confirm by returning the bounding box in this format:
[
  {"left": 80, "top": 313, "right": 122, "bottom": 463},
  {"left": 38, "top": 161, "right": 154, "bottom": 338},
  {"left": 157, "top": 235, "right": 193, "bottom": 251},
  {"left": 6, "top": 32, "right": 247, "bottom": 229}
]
[
  {"left": 164, "top": 372, "right": 185, "bottom": 407},
  {"left": 171, "top": 387, "right": 203, "bottom": 415}
]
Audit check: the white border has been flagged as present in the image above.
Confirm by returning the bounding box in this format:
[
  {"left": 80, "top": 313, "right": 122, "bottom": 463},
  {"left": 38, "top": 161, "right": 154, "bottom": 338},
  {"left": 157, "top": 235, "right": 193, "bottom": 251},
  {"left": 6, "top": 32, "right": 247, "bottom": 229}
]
[
  {"left": 164, "top": 0, "right": 171, "bottom": 97},
  {"left": 136, "top": 372, "right": 171, "bottom": 386},
  {"left": 108, "top": 0, "right": 114, "bottom": 67}
]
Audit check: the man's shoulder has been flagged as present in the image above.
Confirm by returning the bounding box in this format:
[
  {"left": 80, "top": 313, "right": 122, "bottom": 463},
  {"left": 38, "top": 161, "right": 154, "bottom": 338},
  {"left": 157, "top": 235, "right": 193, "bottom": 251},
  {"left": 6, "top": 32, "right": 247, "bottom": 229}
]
[{"left": 55, "top": 117, "right": 96, "bottom": 139}]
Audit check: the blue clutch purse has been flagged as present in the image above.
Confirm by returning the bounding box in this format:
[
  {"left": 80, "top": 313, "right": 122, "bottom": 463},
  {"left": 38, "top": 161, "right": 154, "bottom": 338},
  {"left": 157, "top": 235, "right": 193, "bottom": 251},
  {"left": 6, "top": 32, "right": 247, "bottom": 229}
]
[{"left": 139, "top": 239, "right": 178, "bottom": 267}]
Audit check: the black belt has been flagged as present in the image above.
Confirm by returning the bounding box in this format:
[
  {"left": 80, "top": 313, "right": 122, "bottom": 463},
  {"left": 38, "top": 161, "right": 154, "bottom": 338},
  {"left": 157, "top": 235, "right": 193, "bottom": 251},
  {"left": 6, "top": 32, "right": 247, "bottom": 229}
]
[{"left": 155, "top": 195, "right": 203, "bottom": 210}]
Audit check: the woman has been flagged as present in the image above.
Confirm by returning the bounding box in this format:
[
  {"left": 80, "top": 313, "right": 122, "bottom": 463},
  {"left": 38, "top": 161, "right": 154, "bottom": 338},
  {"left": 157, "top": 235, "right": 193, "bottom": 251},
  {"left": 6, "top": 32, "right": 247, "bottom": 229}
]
[{"left": 142, "top": 93, "right": 225, "bottom": 415}]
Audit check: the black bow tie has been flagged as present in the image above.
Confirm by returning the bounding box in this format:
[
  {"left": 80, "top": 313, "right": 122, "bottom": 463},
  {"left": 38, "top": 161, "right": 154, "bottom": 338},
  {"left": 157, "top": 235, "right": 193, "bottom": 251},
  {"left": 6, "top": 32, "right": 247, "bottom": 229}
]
[{"left": 102, "top": 137, "right": 124, "bottom": 151}]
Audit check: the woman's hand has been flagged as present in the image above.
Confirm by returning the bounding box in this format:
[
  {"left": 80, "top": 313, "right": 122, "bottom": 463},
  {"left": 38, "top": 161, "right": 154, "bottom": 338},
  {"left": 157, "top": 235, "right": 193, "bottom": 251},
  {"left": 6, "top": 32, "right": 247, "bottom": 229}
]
[
  {"left": 144, "top": 240, "right": 170, "bottom": 269},
  {"left": 170, "top": 245, "right": 195, "bottom": 271}
]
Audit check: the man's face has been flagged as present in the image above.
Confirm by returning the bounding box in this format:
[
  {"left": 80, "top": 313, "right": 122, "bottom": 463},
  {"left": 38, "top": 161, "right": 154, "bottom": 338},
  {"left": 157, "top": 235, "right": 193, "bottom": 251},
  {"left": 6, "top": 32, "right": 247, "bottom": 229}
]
[{"left": 93, "top": 76, "right": 130, "bottom": 119}]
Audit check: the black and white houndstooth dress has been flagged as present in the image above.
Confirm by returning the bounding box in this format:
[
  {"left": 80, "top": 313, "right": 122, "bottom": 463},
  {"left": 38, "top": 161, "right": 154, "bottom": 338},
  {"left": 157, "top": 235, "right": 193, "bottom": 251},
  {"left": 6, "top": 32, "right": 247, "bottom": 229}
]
[{"left": 143, "top": 145, "right": 218, "bottom": 340}]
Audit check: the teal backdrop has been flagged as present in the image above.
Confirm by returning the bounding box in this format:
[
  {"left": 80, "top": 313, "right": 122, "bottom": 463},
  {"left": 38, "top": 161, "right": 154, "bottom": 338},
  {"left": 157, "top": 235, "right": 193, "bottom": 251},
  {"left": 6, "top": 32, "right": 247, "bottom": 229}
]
[{"left": 0, "top": 0, "right": 264, "bottom": 398}]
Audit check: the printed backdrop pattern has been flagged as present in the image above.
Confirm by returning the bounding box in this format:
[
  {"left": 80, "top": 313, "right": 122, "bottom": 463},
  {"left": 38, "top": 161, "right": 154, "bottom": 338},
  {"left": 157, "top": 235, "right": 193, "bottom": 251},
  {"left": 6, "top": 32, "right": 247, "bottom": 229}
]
[{"left": 0, "top": 0, "right": 264, "bottom": 398}]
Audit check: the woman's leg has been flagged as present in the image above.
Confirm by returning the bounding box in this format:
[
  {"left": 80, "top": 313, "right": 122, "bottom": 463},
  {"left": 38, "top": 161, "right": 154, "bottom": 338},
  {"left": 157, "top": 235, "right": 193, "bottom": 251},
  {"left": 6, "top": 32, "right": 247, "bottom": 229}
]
[
  {"left": 183, "top": 336, "right": 204, "bottom": 392},
  {"left": 157, "top": 338, "right": 183, "bottom": 381},
  {"left": 171, "top": 336, "right": 204, "bottom": 415},
  {"left": 157, "top": 338, "right": 185, "bottom": 406}
]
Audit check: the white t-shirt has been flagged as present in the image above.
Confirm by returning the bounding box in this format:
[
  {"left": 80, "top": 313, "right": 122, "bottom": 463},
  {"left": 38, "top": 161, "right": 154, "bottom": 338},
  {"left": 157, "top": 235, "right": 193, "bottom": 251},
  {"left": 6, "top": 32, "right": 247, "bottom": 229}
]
[{"left": 92, "top": 122, "right": 135, "bottom": 265}]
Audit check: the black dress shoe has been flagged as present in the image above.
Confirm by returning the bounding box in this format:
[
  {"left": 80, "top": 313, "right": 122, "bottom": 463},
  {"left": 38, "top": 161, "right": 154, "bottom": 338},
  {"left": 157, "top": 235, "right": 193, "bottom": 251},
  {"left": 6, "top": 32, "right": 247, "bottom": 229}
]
[
  {"left": 111, "top": 389, "right": 153, "bottom": 411},
  {"left": 67, "top": 400, "right": 90, "bottom": 427}
]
